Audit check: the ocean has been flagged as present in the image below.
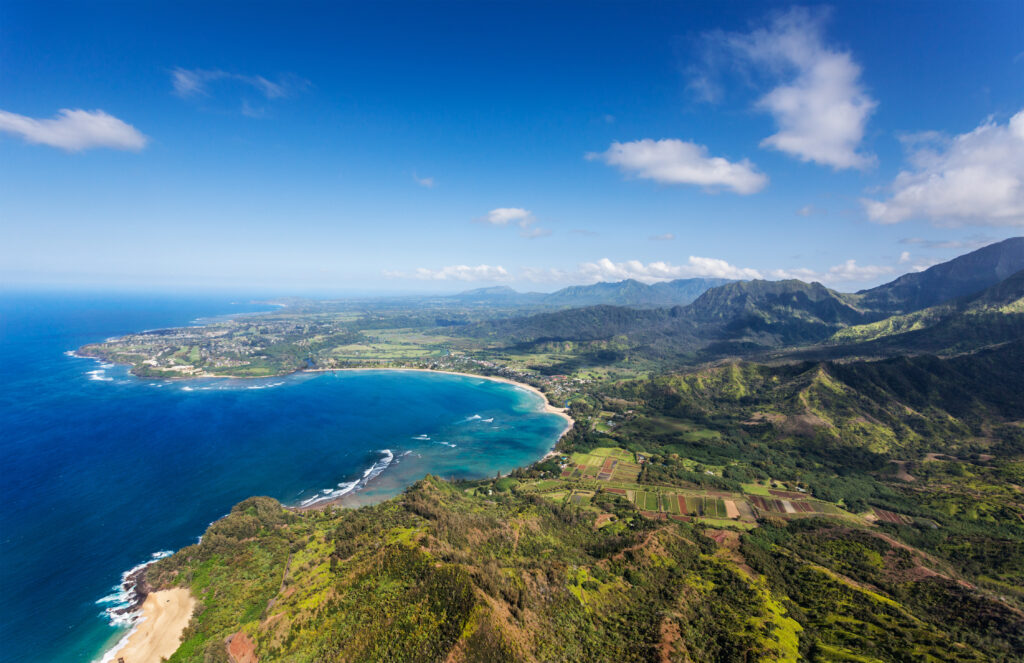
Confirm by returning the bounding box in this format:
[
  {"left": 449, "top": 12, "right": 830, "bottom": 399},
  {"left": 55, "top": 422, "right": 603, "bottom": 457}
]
[{"left": 0, "top": 293, "right": 566, "bottom": 663}]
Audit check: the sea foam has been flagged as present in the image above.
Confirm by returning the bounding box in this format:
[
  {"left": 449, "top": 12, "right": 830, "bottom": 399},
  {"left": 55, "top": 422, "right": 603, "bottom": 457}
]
[{"left": 299, "top": 449, "right": 396, "bottom": 507}]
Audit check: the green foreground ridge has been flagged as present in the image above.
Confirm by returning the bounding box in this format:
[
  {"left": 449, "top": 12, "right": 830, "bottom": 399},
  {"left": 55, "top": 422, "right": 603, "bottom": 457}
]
[{"left": 146, "top": 341, "right": 1024, "bottom": 662}]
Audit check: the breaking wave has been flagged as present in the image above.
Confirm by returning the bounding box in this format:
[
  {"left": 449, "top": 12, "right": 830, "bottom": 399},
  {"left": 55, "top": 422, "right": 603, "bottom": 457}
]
[{"left": 299, "top": 449, "right": 396, "bottom": 507}]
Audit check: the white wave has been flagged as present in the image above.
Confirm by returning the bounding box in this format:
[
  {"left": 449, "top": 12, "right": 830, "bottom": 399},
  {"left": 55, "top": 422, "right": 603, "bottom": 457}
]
[
  {"left": 482, "top": 418, "right": 494, "bottom": 423},
  {"left": 412, "top": 434, "right": 430, "bottom": 440},
  {"left": 100, "top": 363, "right": 115, "bottom": 369},
  {"left": 181, "top": 386, "right": 193, "bottom": 392},
  {"left": 95, "top": 549, "right": 174, "bottom": 635},
  {"left": 299, "top": 450, "right": 395, "bottom": 507},
  {"left": 87, "top": 369, "right": 113, "bottom": 382},
  {"left": 465, "top": 414, "right": 482, "bottom": 421},
  {"left": 246, "top": 381, "right": 285, "bottom": 390}
]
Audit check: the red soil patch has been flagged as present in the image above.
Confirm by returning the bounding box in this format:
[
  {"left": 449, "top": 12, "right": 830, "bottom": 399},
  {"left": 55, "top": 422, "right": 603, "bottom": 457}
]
[
  {"left": 606, "top": 488, "right": 627, "bottom": 495},
  {"left": 705, "top": 530, "right": 731, "bottom": 545},
  {"left": 227, "top": 631, "right": 258, "bottom": 663},
  {"left": 873, "top": 508, "right": 910, "bottom": 524}
]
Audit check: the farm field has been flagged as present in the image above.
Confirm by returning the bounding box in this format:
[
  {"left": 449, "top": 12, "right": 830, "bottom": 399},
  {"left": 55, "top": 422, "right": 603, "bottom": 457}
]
[
  {"left": 748, "top": 496, "right": 849, "bottom": 518},
  {"left": 563, "top": 447, "right": 642, "bottom": 482}
]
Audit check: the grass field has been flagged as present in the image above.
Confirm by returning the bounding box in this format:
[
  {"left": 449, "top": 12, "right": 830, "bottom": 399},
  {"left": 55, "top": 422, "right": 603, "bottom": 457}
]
[{"left": 643, "top": 491, "right": 659, "bottom": 514}]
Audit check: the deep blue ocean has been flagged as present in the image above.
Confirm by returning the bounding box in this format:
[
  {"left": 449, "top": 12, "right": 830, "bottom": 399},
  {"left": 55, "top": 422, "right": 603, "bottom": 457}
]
[{"left": 0, "top": 293, "right": 565, "bottom": 663}]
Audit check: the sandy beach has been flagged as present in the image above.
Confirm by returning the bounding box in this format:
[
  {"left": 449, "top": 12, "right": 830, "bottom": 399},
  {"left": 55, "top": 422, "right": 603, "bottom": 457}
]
[{"left": 105, "top": 588, "right": 195, "bottom": 663}]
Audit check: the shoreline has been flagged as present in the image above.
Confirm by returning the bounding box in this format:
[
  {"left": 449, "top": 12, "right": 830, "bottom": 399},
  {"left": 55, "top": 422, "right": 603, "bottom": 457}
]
[
  {"left": 303, "top": 367, "right": 575, "bottom": 440},
  {"left": 290, "top": 368, "right": 574, "bottom": 511},
  {"left": 102, "top": 589, "right": 196, "bottom": 663},
  {"left": 75, "top": 350, "right": 575, "bottom": 444}
]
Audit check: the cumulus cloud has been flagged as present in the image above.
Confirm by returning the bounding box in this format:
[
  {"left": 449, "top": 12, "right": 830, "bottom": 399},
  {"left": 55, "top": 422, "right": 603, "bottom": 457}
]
[
  {"left": 0, "top": 108, "right": 148, "bottom": 152},
  {"left": 482, "top": 208, "right": 533, "bottom": 226},
  {"left": 649, "top": 233, "right": 676, "bottom": 241},
  {"left": 384, "top": 264, "right": 510, "bottom": 282},
  {"left": 696, "top": 8, "right": 877, "bottom": 170},
  {"left": 765, "top": 258, "right": 939, "bottom": 284},
  {"left": 819, "top": 260, "right": 894, "bottom": 282},
  {"left": 863, "top": 109, "right": 1024, "bottom": 227},
  {"left": 478, "top": 208, "right": 550, "bottom": 238},
  {"left": 523, "top": 256, "right": 900, "bottom": 286},
  {"left": 568, "top": 257, "right": 763, "bottom": 284},
  {"left": 587, "top": 139, "right": 768, "bottom": 194}
]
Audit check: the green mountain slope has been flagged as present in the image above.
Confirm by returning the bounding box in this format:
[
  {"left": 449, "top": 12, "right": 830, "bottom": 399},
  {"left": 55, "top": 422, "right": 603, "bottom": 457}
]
[
  {"left": 853, "top": 236, "right": 1024, "bottom": 314},
  {"left": 818, "top": 268, "right": 1024, "bottom": 358},
  {"left": 148, "top": 478, "right": 1019, "bottom": 663},
  {"left": 462, "top": 280, "right": 873, "bottom": 360}
]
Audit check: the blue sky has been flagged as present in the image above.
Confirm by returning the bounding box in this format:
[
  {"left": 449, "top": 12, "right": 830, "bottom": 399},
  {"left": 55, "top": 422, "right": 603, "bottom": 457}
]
[{"left": 1, "top": 1, "right": 1022, "bottom": 294}]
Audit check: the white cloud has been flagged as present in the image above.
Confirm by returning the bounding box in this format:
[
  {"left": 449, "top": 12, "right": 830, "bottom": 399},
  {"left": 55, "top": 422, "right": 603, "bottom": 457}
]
[
  {"left": 767, "top": 259, "right": 924, "bottom": 284},
  {"left": 478, "top": 208, "right": 550, "bottom": 238},
  {"left": 384, "top": 264, "right": 510, "bottom": 282},
  {"left": 699, "top": 8, "right": 877, "bottom": 170},
  {"left": 821, "top": 260, "right": 894, "bottom": 282},
  {"left": 524, "top": 256, "right": 898, "bottom": 287},
  {"left": 0, "top": 108, "right": 148, "bottom": 152},
  {"left": 649, "top": 233, "right": 676, "bottom": 241},
  {"left": 863, "top": 109, "right": 1024, "bottom": 226},
  {"left": 171, "top": 67, "right": 302, "bottom": 100},
  {"left": 482, "top": 208, "right": 533, "bottom": 226},
  {"left": 588, "top": 139, "right": 768, "bottom": 194},
  {"left": 390, "top": 254, "right": 917, "bottom": 289},
  {"left": 413, "top": 173, "right": 435, "bottom": 188},
  {"left": 571, "top": 257, "right": 763, "bottom": 284}
]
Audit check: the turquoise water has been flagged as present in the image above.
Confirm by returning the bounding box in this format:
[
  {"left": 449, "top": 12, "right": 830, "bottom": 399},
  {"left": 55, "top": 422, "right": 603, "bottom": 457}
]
[{"left": 0, "top": 294, "right": 566, "bottom": 662}]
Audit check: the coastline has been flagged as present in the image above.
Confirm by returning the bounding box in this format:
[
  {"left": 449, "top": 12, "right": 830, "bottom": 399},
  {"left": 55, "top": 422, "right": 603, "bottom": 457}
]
[
  {"left": 102, "top": 589, "right": 195, "bottom": 663},
  {"left": 80, "top": 360, "right": 573, "bottom": 661},
  {"left": 303, "top": 367, "right": 575, "bottom": 441},
  {"left": 290, "top": 368, "right": 574, "bottom": 511},
  {"left": 75, "top": 350, "right": 575, "bottom": 444}
]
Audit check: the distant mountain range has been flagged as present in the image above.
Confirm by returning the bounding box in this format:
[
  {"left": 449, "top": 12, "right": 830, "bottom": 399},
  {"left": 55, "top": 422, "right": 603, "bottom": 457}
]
[
  {"left": 449, "top": 277, "right": 732, "bottom": 309},
  {"left": 455, "top": 237, "right": 1024, "bottom": 363}
]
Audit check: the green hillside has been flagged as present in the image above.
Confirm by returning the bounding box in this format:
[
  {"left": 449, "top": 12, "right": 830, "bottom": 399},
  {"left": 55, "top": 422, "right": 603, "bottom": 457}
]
[{"left": 145, "top": 342, "right": 1024, "bottom": 662}]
